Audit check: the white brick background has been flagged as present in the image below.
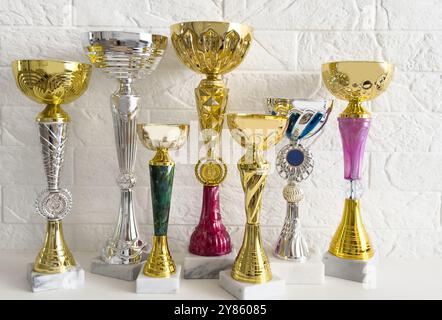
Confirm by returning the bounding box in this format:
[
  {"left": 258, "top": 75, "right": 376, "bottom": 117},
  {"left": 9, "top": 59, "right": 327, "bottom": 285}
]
[{"left": 0, "top": 0, "right": 441, "bottom": 258}]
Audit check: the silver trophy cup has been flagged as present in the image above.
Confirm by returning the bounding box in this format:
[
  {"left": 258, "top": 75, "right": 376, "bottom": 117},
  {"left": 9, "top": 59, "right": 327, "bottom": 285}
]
[
  {"left": 267, "top": 98, "right": 333, "bottom": 261},
  {"left": 84, "top": 31, "right": 167, "bottom": 264}
]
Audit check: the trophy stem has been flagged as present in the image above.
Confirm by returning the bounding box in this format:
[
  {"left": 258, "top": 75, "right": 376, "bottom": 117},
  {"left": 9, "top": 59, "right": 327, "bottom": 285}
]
[
  {"left": 329, "top": 116, "right": 374, "bottom": 260},
  {"left": 143, "top": 236, "right": 176, "bottom": 278},
  {"left": 102, "top": 79, "right": 144, "bottom": 264},
  {"left": 34, "top": 219, "right": 75, "bottom": 274},
  {"left": 232, "top": 160, "right": 271, "bottom": 283},
  {"left": 34, "top": 110, "right": 75, "bottom": 273},
  {"left": 329, "top": 199, "right": 373, "bottom": 260},
  {"left": 274, "top": 183, "right": 309, "bottom": 261},
  {"left": 144, "top": 156, "right": 176, "bottom": 277},
  {"left": 233, "top": 224, "right": 271, "bottom": 284},
  {"left": 189, "top": 186, "right": 231, "bottom": 256}
]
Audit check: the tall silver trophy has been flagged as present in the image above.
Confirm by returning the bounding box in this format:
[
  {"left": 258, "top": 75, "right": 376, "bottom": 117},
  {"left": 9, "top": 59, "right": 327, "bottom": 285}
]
[
  {"left": 83, "top": 32, "right": 167, "bottom": 280},
  {"left": 267, "top": 99, "right": 332, "bottom": 262}
]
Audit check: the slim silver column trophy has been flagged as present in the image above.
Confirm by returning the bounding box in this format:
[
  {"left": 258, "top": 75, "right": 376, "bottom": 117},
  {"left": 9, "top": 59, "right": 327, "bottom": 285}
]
[
  {"left": 266, "top": 98, "right": 332, "bottom": 284},
  {"left": 83, "top": 31, "right": 167, "bottom": 280}
]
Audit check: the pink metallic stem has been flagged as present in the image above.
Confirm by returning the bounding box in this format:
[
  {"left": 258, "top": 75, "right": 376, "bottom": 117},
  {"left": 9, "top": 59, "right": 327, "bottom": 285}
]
[
  {"left": 189, "top": 185, "right": 232, "bottom": 256},
  {"left": 338, "top": 117, "right": 371, "bottom": 180}
]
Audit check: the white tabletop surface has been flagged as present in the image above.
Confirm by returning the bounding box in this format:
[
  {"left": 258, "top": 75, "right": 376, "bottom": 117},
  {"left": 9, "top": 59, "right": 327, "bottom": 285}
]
[{"left": 0, "top": 251, "right": 441, "bottom": 300}]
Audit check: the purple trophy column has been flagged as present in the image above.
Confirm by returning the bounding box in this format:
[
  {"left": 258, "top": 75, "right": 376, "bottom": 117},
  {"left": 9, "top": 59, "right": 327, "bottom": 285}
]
[
  {"left": 189, "top": 185, "right": 232, "bottom": 256},
  {"left": 338, "top": 117, "right": 371, "bottom": 180}
]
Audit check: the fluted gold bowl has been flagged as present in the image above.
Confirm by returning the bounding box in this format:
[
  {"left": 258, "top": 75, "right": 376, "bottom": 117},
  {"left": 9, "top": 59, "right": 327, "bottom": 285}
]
[
  {"left": 170, "top": 21, "right": 253, "bottom": 75},
  {"left": 227, "top": 113, "right": 287, "bottom": 150},
  {"left": 322, "top": 61, "right": 394, "bottom": 103},
  {"left": 12, "top": 60, "right": 91, "bottom": 105},
  {"left": 12, "top": 60, "right": 91, "bottom": 122},
  {"left": 137, "top": 123, "right": 189, "bottom": 151}
]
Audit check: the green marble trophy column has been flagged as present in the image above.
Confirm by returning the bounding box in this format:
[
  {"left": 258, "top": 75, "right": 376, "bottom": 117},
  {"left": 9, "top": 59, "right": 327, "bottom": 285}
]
[{"left": 137, "top": 124, "right": 189, "bottom": 278}]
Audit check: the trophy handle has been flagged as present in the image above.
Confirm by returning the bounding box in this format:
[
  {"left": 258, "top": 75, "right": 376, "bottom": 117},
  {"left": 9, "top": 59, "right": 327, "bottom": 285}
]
[{"left": 302, "top": 101, "right": 333, "bottom": 145}]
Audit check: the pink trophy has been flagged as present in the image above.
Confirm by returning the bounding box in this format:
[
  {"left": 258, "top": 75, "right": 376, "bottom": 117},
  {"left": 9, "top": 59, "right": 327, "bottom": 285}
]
[{"left": 322, "top": 61, "right": 394, "bottom": 284}]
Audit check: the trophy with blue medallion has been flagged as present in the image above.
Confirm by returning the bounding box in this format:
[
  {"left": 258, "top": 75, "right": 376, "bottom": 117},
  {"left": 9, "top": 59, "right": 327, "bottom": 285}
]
[{"left": 266, "top": 98, "right": 332, "bottom": 283}]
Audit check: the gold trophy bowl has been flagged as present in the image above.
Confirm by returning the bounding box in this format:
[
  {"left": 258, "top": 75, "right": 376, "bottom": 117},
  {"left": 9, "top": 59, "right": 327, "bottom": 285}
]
[
  {"left": 12, "top": 60, "right": 91, "bottom": 122},
  {"left": 227, "top": 113, "right": 287, "bottom": 283},
  {"left": 170, "top": 21, "right": 252, "bottom": 75},
  {"left": 12, "top": 60, "right": 91, "bottom": 274},
  {"left": 322, "top": 61, "right": 394, "bottom": 118},
  {"left": 137, "top": 124, "right": 189, "bottom": 278},
  {"left": 137, "top": 124, "right": 189, "bottom": 151}
]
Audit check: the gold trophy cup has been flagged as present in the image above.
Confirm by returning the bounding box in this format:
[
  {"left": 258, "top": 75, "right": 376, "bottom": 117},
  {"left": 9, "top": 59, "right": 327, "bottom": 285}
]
[
  {"left": 227, "top": 114, "right": 288, "bottom": 284},
  {"left": 321, "top": 61, "right": 393, "bottom": 281},
  {"left": 137, "top": 124, "right": 189, "bottom": 278},
  {"left": 171, "top": 21, "right": 253, "bottom": 257},
  {"left": 12, "top": 60, "right": 91, "bottom": 283}
]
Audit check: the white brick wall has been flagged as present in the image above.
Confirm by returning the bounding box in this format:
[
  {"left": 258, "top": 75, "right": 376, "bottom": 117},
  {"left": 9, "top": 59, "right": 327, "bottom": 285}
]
[{"left": 0, "top": 0, "right": 441, "bottom": 258}]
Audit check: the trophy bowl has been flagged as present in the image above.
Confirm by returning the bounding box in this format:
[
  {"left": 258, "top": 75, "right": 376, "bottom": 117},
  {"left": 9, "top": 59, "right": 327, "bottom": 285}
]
[
  {"left": 170, "top": 21, "right": 253, "bottom": 75},
  {"left": 266, "top": 98, "right": 332, "bottom": 141},
  {"left": 321, "top": 61, "right": 394, "bottom": 103},
  {"left": 84, "top": 31, "right": 167, "bottom": 79},
  {"left": 227, "top": 113, "right": 287, "bottom": 150},
  {"left": 137, "top": 124, "right": 189, "bottom": 151},
  {"left": 12, "top": 60, "right": 91, "bottom": 106}
]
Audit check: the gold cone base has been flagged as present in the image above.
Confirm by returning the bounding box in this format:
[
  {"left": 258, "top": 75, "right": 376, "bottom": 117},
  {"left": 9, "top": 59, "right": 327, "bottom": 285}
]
[
  {"left": 34, "top": 220, "right": 76, "bottom": 274},
  {"left": 232, "top": 224, "right": 272, "bottom": 284},
  {"left": 143, "top": 236, "right": 176, "bottom": 278},
  {"left": 329, "top": 198, "right": 374, "bottom": 260}
]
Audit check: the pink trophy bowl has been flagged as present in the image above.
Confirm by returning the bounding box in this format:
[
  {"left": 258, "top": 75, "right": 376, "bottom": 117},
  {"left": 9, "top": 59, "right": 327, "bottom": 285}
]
[
  {"left": 189, "top": 185, "right": 232, "bottom": 256},
  {"left": 338, "top": 117, "right": 371, "bottom": 180}
]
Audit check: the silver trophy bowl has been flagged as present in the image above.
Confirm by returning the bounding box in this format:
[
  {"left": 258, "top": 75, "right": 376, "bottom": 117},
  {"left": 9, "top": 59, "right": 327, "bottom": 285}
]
[
  {"left": 266, "top": 98, "right": 333, "bottom": 261},
  {"left": 84, "top": 31, "right": 167, "bottom": 264}
]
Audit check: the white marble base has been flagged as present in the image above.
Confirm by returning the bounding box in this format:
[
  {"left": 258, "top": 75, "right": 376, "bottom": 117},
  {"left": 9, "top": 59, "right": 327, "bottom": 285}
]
[
  {"left": 90, "top": 254, "right": 147, "bottom": 281},
  {"left": 218, "top": 270, "right": 285, "bottom": 300},
  {"left": 270, "top": 253, "right": 325, "bottom": 284},
  {"left": 136, "top": 265, "right": 181, "bottom": 294},
  {"left": 184, "top": 250, "right": 237, "bottom": 279},
  {"left": 27, "top": 263, "right": 84, "bottom": 293},
  {"left": 323, "top": 251, "right": 378, "bottom": 287}
]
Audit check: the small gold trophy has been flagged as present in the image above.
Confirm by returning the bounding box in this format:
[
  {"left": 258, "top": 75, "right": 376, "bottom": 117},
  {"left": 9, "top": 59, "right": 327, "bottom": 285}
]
[
  {"left": 170, "top": 22, "right": 253, "bottom": 263},
  {"left": 219, "top": 113, "right": 287, "bottom": 300},
  {"left": 12, "top": 60, "right": 91, "bottom": 291},
  {"left": 321, "top": 61, "right": 394, "bottom": 283},
  {"left": 136, "top": 124, "right": 189, "bottom": 293}
]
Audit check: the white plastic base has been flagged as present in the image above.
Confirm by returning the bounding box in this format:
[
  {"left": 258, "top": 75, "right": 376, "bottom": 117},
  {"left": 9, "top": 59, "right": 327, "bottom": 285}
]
[
  {"left": 323, "top": 251, "right": 378, "bottom": 287},
  {"left": 136, "top": 265, "right": 181, "bottom": 294},
  {"left": 218, "top": 270, "right": 285, "bottom": 300},
  {"left": 27, "top": 263, "right": 84, "bottom": 292},
  {"left": 183, "top": 250, "right": 237, "bottom": 279},
  {"left": 270, "top": 253, "right": 325, "bottom": 284},
  {"left": 90, "top": 256, "right": 147, "bottom": 281}
]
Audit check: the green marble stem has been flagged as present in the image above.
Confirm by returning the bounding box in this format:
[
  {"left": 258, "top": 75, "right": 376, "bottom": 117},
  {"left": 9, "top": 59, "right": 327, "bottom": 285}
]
[{"left": 149, "top": 164, "right": 175, "bottom": 236}]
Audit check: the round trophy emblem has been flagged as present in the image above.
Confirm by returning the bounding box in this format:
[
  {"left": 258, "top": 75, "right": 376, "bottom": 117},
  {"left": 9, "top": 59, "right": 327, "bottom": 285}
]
[
  {"left": 195, "top": 157, "right": 227, "bottom": 186},
  {"left": 276, "top": 144, "right": 314, "bottom": 182},
  {"left": 36, "top": 189, "right": 72, "bottom": 220}
]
